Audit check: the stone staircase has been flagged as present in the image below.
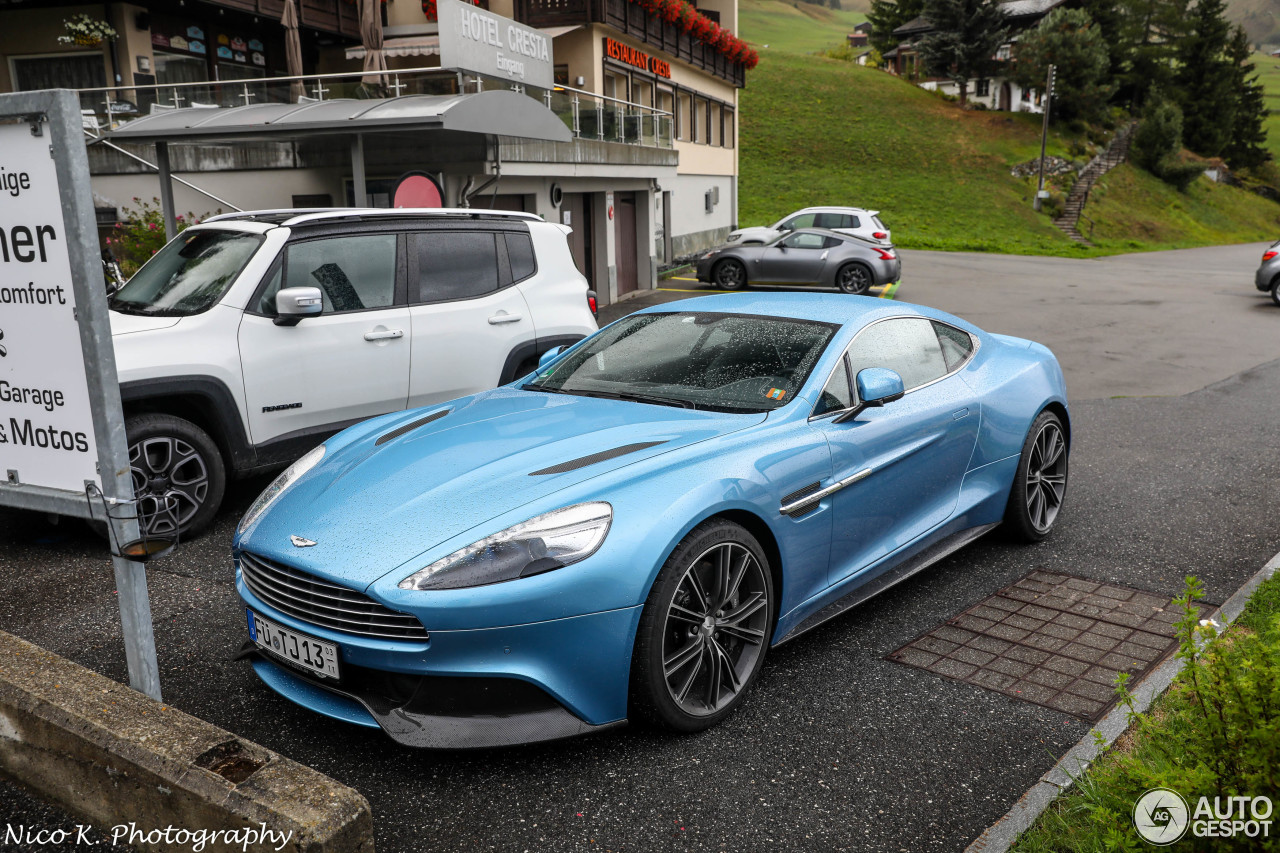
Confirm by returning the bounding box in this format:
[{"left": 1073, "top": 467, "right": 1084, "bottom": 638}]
[{"left": 1052, "top": 121, "right": 1138, "bottom": 246}]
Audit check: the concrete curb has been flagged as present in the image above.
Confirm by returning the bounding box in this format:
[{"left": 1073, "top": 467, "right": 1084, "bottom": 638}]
[
  {"left": 964, "top": 550, "right": 1280, "bottom": 853},
  {"left": 0, "top": 630, "right": 374, "bottom": 853}
]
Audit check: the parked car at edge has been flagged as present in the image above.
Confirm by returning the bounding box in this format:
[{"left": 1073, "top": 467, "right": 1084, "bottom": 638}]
[
  {"left": 1254, "top": 240, "right": 1280, "bottom": 306},
  {"left": 696, "top": 228, "right": 901, "bottom": 294},
  {"left": 727, "top": 206, "right": 890, "bottom": 245},
  {"left": 108, "top": 208, "right": 598, "bottom": 540},
  {"left": 233, "top": 293, "right": 1070, "bottom": 749}
]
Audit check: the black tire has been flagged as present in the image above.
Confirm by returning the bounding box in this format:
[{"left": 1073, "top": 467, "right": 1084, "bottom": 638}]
[
  {"left": 836, "top": 263, "right": 873, "bottom": 295},
  {"left": 125, "top": 414, "right": 226, "bottom": 541},
  {"left": 1271, "top": 278, "right": 1280, "bottom": 307},
  {"left": 629, "top": 519, "right": 774, "bottom": 732},
  {"left": 1003, "top": 410, "right": 1068, "bottom": 543},
  {"left": 713, "top": 259, "right": 748, "bottom": 291}
]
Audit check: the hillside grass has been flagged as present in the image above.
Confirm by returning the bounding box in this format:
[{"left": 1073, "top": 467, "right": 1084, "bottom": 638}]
[
  {"left": 738, "top": 0, "right": 867, "bottom": 55},
  {"left": 1252, "top": 52, "right": 1280, "bottom": 166},
  {"left": 735, "top": 19, "right": 1280, "bottom": 257}
]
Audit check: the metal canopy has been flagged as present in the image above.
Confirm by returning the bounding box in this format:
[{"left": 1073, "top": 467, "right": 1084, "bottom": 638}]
[{"left": 102, "top": 90, "right": 572, "bottom": 144}]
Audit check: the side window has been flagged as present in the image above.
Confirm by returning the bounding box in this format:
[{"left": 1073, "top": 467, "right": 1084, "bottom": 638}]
[
  {"left": 813, "top": 356, "right": 852, "bottom": 416},
  {"left": 845, "top": 318, "right": 948, "bottom": 397},
  {"left": 822, "top": 236, "right": 843, "bottom": 249},
  {"left": 933, "top": 321, "right": 975, "bottom": 371},
  {"left": 506, "top": 232, "right": 537, "bottom": 282},
  {"left": 783, "top": 213, "right": 815, "bottom": 230},
  {"left": 256, "top": 262, "right": 283, "bottom": 315},
  {"left": 412, "top": 232, "right": 499, "bottom": 303},
  {"left": 284, "top": 234, "right": 396, "bottom": 313},
  {"left": 782, "top": 232, "right": 827, "bottom": 250},
  {"left": 814, "top": 213, "right": 859, "bottom": 230}
]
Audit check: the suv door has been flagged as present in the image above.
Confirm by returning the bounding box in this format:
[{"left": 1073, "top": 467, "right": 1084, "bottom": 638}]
[
  {"left": 238, "top": 232, "right": 411, "bottom": 446},
  {"left": 404, "top": 229, "right": 537, "bottom": 407},
  {"left": 807, "top": 317, "right": 980, "bottom": 584}
]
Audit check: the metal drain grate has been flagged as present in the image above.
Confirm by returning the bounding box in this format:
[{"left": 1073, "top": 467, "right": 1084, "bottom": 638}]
[{"left": 887, "top": 570, "right": 1210, "bottom": 721}]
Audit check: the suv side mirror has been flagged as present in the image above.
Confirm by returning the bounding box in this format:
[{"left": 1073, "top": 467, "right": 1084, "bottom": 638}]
[
  {"left": 834, "top": 368, "right": 905, "bottom": 423},
  {"left": 274, "top": 287, "right": 323, "bottom": 327},
  {"left": 537, "top": 345, "right": 566, "bottom": 371}
]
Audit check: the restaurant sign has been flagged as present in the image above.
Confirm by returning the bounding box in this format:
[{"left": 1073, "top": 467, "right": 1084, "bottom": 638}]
[
  {"left": 438, "top": 0, "right": 554, "bottom": 90},
  {"left": 604, "top": 38, "right": 671, "bottom": 79}
]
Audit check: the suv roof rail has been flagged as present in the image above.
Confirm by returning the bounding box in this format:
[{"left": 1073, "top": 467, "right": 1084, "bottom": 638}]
[
  {"left": 203, "top": 208, "right": 337, "bottom": 223},
  {"left": 280, "top": 208, "right": 545, "bottom": 227}
]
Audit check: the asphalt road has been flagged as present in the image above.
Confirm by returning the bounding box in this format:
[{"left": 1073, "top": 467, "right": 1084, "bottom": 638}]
[{"left": 2, "top": 243, "right": 1279, "bottom": 852}]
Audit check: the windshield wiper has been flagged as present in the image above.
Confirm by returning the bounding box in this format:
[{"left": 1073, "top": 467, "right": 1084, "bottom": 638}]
[{"left": 521, "top": 385, "right": 695, "bottom": 409}]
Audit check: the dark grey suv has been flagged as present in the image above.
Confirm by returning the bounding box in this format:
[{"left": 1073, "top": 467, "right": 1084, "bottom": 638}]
[
  {"left": 1254, "top": 241, "right": 1280, "bottom": 306},
  {"left": 696, "top": 228, "right": 901, "bottom": 295}
]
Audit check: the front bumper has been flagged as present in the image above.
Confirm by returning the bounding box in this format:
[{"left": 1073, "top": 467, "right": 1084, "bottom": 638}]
[
  {"left": 237, "top": 572, "right": 642, "bottom": 748},
  {"left": 695, "top": 257, "right": 714, "bottom": 282}
]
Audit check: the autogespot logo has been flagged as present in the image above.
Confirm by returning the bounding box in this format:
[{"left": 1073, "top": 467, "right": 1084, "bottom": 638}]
[{"left": 1134, "top": 788, "right": 1190, "bottom": 845}]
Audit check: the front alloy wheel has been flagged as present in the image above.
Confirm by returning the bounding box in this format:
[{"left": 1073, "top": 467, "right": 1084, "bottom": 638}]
[
  {"left": 631, "top": 520, "right": 773, "bottom": 731},
  {"left": 125, "top": 414, "right": 226, "bottom": 540},
  {"left": 714, "top": 259, "right": 748, "bottom": 291},
  {"left": 1004, "top": 410, "right": 1068, "bottom": 542}
]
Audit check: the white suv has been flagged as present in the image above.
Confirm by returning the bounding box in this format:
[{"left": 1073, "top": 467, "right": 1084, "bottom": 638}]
[
  {"left": 727, "top": 207, "right": 890, "bottom": 245},
  {"left": 109, "top": 209, "right": 598, "bottom": 539}
]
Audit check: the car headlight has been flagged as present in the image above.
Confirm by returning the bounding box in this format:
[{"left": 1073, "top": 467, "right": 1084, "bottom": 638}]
[
  {"left": 399, "top": 502, "right": 612, "bottom": 591},
  {"left": 726, "top": 234, "right": 742, "bottom": 242},
  {"left": 236, "top": 444, "right": 325, "bottom": 535}
]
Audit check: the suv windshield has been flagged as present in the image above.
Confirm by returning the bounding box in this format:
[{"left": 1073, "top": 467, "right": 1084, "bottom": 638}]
[
  {"left": 526, "top": 312, "right": 837, "bottom": 413},
  {"left": 110, "top": 229, "right": 262, "bottom": 317}
]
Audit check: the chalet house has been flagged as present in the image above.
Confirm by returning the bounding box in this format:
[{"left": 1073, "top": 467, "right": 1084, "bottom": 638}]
[
  {"left": 846, "top": 21, "right": 872, "bottom": 48},
  {"left": 886, "top": 0, "right": 1072, "bottom": 111}
]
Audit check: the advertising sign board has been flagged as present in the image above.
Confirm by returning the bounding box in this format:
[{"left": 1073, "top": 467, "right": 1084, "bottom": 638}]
[{"left": 438, "top": 0, "right": 555, "bottom": 90}]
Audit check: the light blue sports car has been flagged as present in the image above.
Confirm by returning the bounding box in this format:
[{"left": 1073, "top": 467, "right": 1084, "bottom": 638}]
[{"left": 233, "top": 293, "right": 1070, "bottom": 748}]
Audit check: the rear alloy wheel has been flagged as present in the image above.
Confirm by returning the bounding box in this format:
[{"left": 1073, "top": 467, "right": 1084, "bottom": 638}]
[
  {"left": 836, "top": 263, "right": 872, "bottom": 295},
  {"left": 630, "top": 519, "right": 774, "bottom": 731},
  {"left": 126, "top": 414, "right": 226, "bottom": 541},
  {"left": 713, "top": 259, "right": 748, "bottom": 291},
  {"left": 1271, "top": 278, "right": 1280, "bottom": 307},
  {"left": 1004, "top": 410, "right": 1068, "bottom": 542}
]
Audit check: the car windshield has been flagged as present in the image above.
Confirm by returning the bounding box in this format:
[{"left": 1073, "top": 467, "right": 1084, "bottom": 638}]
[
  {"left": 109, "top": 229, "right": 263, "bottom": 317},
  {"left": 525, "top": 312, "right": 838, "bottom": 413}
]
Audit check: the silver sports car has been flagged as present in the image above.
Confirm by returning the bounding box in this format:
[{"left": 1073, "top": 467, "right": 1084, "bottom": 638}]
[{"left": 696, "top": 228, "right": 901, "bottom": 294}]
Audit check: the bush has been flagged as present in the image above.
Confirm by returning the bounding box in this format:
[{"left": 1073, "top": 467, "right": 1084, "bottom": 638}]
[
  {"left": 820, "top": 43, "right": 859, "bottom": 62},
  {"left": 105, "top": 197, "right": 211, "bottom": 277},
  {"left": 1131, "top": 98, "right": 1207, "bottom": 193}
]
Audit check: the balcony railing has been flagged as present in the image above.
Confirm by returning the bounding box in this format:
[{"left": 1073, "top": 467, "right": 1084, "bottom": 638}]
[
  {"left": 514, "top": 0, "right": 746, "bottom": 87},
  {"left": 74, "top": 66, "right": 672, "bottom": 149}
]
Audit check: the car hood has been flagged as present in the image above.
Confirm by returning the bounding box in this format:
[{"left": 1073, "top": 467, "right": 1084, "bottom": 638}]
[
  {"left": 108, "top": 310, "right": 182, "bottom": 335},
  {"left": 728, "top": 226, "right": 780, "bottom": 242},
  {"left": 239, "top": 388, "right": 764, "bottom": 588}
]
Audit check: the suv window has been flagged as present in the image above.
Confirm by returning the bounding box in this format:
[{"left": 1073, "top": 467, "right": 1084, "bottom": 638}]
[
  {"left": 781, "top": 213, "right": 816, "bottom": 230},
  {"left": 845, "top": 318, "right": 948, "bottom": 398},
  {"left": 282, "top": 234, "right": 397, "bottom": 313},
  {"left": 814, "top": 213, "right": 858, "bottom": 229},
  {"left": 505, "top": 232, "right": 537, "bottom": 282},
  {"left": 110, "top": 229, "right": 263, "bottom": 317},
  {"left": 412, "top": 231, "right": 500, "bottom": 302}
]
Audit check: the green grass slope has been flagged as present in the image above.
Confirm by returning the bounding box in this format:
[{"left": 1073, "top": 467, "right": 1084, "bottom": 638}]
[{"left": 738, "top": 0, "right": 867, "bottom": 55}]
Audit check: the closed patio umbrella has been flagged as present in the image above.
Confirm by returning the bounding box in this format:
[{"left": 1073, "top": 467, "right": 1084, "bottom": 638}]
[
  {"left": 361, "top": 0, "right": 387, "bottom": 85},
  {"left": 282, "top": 0, "right": 304, "bottom": 102}
]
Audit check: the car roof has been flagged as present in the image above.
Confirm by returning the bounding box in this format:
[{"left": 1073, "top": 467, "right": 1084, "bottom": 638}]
[
  {"left": 792, "top": 206, "right": 876, "bottom": 215},
  {"left": 632, "top": 293, "right": 947, "bottom": 328}
]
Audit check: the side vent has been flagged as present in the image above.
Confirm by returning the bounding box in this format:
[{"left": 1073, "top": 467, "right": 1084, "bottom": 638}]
[
  {"left": 529, "top": 441, "right": 667, "bottom": 476},
  {"left": 780, "top": 482, "right": 822, "bottom": 518},
  {"left": 375, "top": 409, "right": 450, "bottom": 446}
]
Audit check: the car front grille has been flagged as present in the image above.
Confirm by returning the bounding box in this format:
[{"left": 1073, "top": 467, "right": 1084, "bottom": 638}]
[{"left": 239, "top": 551, "right": 428, "bottom": 640}]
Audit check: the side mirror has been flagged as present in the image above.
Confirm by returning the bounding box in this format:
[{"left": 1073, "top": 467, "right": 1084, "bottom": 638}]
[
  {"left": 274, "top": 286, "right": 323, "bottom": 326},
  {"left": 834, "top": 368, "right": 905, "bottom": 423},
  {"left": 537, "top": 345, "right": 566, "bottom": 371}
]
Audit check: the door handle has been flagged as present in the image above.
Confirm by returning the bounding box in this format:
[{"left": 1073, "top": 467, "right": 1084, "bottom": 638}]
[
  {"left": 363, "top": 329, "right": 404, "bottom": 341},
  {"left": 488, "top": 313, "right": 523, "bottom": 325},
  {"left": 952, "top": 407, "right": 970, "bottom": 420}
]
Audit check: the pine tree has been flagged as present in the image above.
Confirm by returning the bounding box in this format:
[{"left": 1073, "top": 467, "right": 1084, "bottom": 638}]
[
  {"left": 867, "top": 0, "right": 926, "bottom": 56},
  {"left": 1011, "top": 9, "right": 1116, "bottom": 124},
  {"left": 917, "top": 0, "right": 1009, "bottom": 105},
  {"left": 1222, "top": 25, "right": 1270, "bottom": 170},
  {"left": 1174, "top": 0, "right": 1235, "bottom": 157},
  {"left": 1118, "top": 0, "right": 1191, "bottom": 107}
]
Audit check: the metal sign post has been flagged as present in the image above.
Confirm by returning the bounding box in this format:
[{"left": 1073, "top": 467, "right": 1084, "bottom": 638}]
[
  {"left": 0, "top": 89, "right": 161, "bottom": 701},
  {"left": 1033, "top": 65, "right": 1056, "bottom": 212}
]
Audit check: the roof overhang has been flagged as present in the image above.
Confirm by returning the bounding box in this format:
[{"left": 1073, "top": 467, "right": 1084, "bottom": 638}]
[{"left": 102, "top": 90, "right": 572, "bottom": 145}]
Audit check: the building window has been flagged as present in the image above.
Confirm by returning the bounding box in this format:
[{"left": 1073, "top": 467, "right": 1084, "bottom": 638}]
[
  {"left": 723, "top": 107, "right": 735, "bottom": 148},
  {"left": 1021, "top": 87, "right": 1032, "bottom": 102},
  {"left": 676, "top": 91, "right": 691, "bottom": 140},
  {"left": 975, "top": 78, "right": 990, "bottom": 97}
]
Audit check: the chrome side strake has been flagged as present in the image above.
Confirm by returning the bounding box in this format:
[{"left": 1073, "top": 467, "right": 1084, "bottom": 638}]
[{"left": 779, "top": 467, "right": 872, "bottom": 516}]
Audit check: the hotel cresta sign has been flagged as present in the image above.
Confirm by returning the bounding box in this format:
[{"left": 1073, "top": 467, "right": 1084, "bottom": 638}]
[
  {"left": 438, "top": 0, "right": 554, "bottom": 90},
  {"left": 604, "top": 37, "right": 671, "bottom": 79}
]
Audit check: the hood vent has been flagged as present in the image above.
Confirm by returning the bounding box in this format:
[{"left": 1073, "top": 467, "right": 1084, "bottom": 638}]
[
  {"left": 375, "top": 409, "right": 450, "bottom": 446},
  {"left": 529, "top": 440, "right": 667, "bottom": 476}
]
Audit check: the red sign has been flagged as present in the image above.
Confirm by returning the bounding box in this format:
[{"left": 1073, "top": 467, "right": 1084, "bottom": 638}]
[{"left": 604, "top": 38, "right": 671, "bottom": 79}]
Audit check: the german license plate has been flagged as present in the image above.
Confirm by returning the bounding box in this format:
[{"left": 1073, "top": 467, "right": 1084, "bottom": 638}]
[{"left": 248, "top": 610, "right": 340, "bottom": 680}]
